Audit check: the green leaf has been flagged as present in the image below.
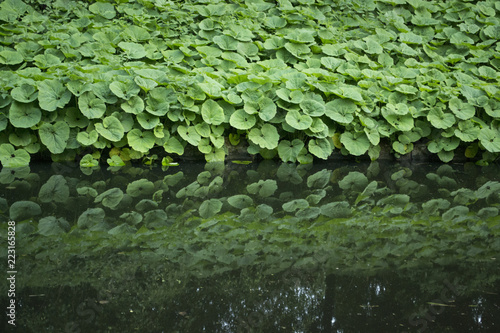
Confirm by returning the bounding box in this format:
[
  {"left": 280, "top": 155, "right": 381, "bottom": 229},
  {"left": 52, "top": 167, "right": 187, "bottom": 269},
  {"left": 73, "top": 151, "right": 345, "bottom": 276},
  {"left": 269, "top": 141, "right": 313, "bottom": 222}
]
[
  {"left": 307, "top": 169, "right": 331, "bottom": 189},
  {"left": 177, "top": 125, "right": 201, "bottom": 146},
  {"left": 258, "top": 97, "right": 277, "bottom": 121},
  {"left": 199, "top": 199, "right": 223, "bottom": 219},
  {"left": 79, "top": 154, "right": 99, "bottom": 168},
  {"left": 230, "top": 109, "right": 256, "bottom": 130},
  {"left": 11, "top": 84, "right": 37, "bottom": 103},
  {"left": 201, "top": 99, "right": 225, "bottom": 125},
  {"left": 308, "top": 138, "right": 332, "bottom": 160},
  {"left": 89, "top": 2, "right": 116, "bottom": 19},
  {"left": 340, "top": 132, "right": 371, "bottom": 156},
  {"left": 278, "top": 139, "right": 304, "bottom": 162},
  {"left": 285, "top": 110, "right": 312, "bottom": 130},
  {"left": 248, "top": 124, "right": 279, "bottom": 149},
  {"left": 78, "top": 92, "right": 106, "bottom": 119},
  {"left": 300, "top": 99, "right": 325, "bottom": 117},
  {"left": 0, "top": 144, "right": 30, "bottom": 167},
  {"left": 9, "top": 101, "right": 41, "bottom": 128},
  {"left": 109, "top": 81, "right": 140, "bottom": 100},
  {"left": 325, "top": 99, "right": 356, "bottom": 124},
  {"left": 427, "top": 108, "right": 455, "bottom": 129},
  {"left": 127, "top": 129, "right": 155, "bottom": 153},
  {"left": 77, "top": 130, "right": 98, "bottom": 146},
  {"left": 137, "top": 112, "right": 159, "bottom": 130},
  {"left": 95, "top": 116, "right": 125, "bottom": 142},
  {"left": 454, "top": 121, "right": 480, "bottom": 142},
  {"left": 0, "top": 50, "right": 23, "bottom": 65},
  {"left": 39, "top": 122, "right": 70, "bottom": 154},
  {"left": 121, "top": 95, "right": 144, "bottom": 114},
  {"left": 164, "top": 136, "right": 184, "bottom": 155},
  {"left": 118, "top": 42, "right": 146, "bottom": 59},
  {"left": 479, "top": 127, "right": 500, "bottom": 153},
  {"left": 37, "top": 80, "right": 72, "bottom": 112},
  {"left": 449, "top": 98, "right": 475, "bottom": 120},
  {"left": 95, "top": 188, "right": 124, "bottom": 209},
  {"left": 213, "top": 35, "right": 238, "bottom": 50}
]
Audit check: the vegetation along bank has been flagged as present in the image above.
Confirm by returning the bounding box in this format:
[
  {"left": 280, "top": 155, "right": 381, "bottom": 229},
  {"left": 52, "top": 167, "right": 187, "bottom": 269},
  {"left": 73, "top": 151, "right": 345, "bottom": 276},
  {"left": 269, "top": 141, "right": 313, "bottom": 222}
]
[{"left": 0, "top": 0, "right": 499, "bottom": 167}]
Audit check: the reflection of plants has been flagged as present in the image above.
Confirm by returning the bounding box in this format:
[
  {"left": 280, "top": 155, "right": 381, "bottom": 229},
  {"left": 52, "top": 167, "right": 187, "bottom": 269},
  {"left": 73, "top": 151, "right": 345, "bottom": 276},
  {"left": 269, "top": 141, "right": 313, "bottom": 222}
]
[{"left": 0, "top": 0, "right": 499, "bottom": 166}]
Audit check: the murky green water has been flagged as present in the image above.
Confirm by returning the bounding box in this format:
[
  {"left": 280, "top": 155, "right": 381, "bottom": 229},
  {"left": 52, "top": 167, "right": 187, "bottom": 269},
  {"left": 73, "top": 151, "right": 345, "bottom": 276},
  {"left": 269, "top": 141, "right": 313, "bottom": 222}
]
[{"left": 1, "top": 161, "right": 499, "bottom": 332}]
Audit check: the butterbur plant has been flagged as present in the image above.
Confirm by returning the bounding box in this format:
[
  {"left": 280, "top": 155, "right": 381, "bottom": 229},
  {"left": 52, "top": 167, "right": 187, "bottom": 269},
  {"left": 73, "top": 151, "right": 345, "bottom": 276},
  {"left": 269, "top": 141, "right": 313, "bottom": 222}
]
[{"left": 0, "top": 0, "right": 499, "bottom": 167}]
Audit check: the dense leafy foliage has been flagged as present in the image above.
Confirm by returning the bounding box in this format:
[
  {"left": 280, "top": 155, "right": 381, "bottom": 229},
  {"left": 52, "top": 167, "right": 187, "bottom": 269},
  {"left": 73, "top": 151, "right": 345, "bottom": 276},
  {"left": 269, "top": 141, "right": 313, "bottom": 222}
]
[{"left": 1, "top": 0, "right": 500, "bottom": 165}]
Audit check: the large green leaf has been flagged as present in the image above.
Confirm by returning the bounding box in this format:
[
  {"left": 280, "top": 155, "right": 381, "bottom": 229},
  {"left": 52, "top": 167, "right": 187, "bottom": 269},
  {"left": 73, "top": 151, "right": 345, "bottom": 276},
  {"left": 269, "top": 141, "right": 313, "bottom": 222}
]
[
  {"left": 340, "top": 132, "right": 371, "bottom": 156},
  {"left": 78, "top": 92, "right": 106, "bottom": 119},
  {"left": 9, "top": 101, "right": 41, "bottom": 128},
  {"left": 248, "top": 124, "right": 279, "bottom": 149},
  {"left": 285, "top": 110, "right": 312, "bottom": 130},
  {"left": 0, "top": 144, "right": 30, "bottom": 167},
  {"left": 37, "top": 80, "right": 72, "bottom": 111},
  {"left": 278, "top": 139, "right": 304, "bottom": 162},
  {"left": 325, "top": 99, "right": 356, "bottom": 124},
  {"left": 127, "top": 129, "right": 155, "bottom": 153},
  {"left": 11, "top": 84, "right": 38, "bottom": 103},
  {"left": 230, "top": 109, "right": 256, "bottom": 130},
  {"left": 39, "top": 122, "right": 70, "bottom": 154},
  {"left": 479, "top": 127, "right": 500, "bottom": 152},
  {"left": 121, "top": 95, "right": 144, "bottom": 114},
  {"left": 308, "top": 138, "right": 332, "bottom": 160},
  {"left": 201, "top": 99, "right": 225, "bottom": 125},
  {"left": 95, "top": 116, "right": 125, "bottom": 142}
]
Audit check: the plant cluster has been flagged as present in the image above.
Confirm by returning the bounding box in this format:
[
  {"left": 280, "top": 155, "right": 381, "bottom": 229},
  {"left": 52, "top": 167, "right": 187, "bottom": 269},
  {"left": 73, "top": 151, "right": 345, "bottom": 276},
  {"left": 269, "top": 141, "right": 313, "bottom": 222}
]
[{"left": 1, "top": 0, "right": 500, "bottom": 166}]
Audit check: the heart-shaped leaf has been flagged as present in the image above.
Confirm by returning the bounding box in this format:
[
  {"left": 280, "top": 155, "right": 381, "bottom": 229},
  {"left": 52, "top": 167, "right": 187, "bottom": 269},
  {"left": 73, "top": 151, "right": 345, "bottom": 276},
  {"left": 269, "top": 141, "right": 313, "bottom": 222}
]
[
  {"left": 39, "top": 122, "right": 70, "bottom": 154},
  {"left": 127, "top": 129, "right": 155, "bottom": 153},
  {"left": 95, "top": 116, "right": 124, "bottom": 142},
  {"left": 9, "top": 101, "right": 41, "bottom": 128}
]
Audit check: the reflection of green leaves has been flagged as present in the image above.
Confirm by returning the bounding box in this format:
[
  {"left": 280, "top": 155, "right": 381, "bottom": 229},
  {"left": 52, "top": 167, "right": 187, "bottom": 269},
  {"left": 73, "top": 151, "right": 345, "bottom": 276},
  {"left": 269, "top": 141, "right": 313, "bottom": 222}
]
[
  {"left": 78, "top": 208, "right": 105, "bottom": 229},
  {"left": 247, "top": 180, "right": 278, "bottom": 197},
  {"left": 10, "top": 201, "right": 41, "bottom": 221},
  {"left": 283, "top": 199, "right": 309, "bottom": 213},
  {"left": 228, "top": 194, "right": 254, "bottom": 209},
  {"left": 38, "top": 217, "right": 70, "bottom": 236},
  {"left": 126, "top": 179, "right": 155, "bottom": 197},
  {"left": 39, "top": 175, "right": 69, "bottom": 203},
  {"left": 320, "top": 201, "right": 351, "bottom": 218},
  {"left": 339, "top": 172, "right": 369, "bottom": 192},
  {"left": 95, "top": 188, "right": 124, "bottom": 209},
  {"left": 199, "top": 199, "right": 223, "bottom": 219}
]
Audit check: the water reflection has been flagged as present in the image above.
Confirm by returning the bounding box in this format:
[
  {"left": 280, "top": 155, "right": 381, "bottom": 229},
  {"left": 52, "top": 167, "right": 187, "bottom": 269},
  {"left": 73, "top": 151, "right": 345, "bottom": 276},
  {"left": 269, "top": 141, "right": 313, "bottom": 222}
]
[{"left": 0, "top": 161, "right": 499, "bottom": 332}]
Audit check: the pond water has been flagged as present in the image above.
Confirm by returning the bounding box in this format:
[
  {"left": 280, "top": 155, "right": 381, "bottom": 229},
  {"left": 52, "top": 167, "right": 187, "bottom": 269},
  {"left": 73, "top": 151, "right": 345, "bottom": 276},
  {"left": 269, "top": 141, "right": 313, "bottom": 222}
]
[{"left": 1, "top": 161, "right": 499, "bottom": 332}]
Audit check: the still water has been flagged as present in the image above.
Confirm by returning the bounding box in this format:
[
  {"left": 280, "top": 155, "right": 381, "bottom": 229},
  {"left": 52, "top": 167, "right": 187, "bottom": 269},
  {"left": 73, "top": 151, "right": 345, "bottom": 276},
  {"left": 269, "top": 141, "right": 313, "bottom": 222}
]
[{"left": 1, "top": 161, "right": 499, "bottom": 332}]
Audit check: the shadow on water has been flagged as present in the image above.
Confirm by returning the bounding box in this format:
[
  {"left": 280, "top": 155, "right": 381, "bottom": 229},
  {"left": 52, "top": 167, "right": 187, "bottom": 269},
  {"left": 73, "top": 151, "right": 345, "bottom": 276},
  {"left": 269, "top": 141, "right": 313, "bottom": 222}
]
[{"left": 1, "top": 160, "right": 499, "bottom": 332}]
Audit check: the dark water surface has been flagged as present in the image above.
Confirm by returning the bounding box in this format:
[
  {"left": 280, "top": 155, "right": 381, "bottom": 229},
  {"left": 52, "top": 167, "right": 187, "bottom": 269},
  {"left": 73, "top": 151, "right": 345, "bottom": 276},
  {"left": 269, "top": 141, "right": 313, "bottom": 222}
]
[{"left": 1, "top": 161, "right": 499, "bottom": 332}]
